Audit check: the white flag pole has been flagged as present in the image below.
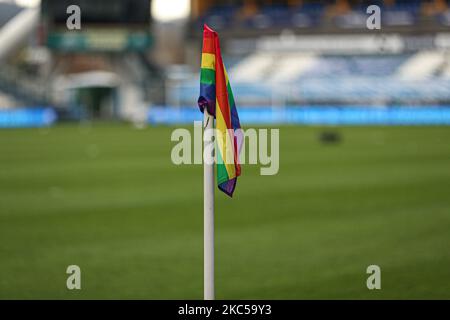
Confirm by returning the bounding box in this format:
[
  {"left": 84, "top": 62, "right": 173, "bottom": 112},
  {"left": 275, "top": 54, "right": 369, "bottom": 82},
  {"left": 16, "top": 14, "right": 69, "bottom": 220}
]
[{"left": 203, "top": 110, "right": 215, "bottom": 300}]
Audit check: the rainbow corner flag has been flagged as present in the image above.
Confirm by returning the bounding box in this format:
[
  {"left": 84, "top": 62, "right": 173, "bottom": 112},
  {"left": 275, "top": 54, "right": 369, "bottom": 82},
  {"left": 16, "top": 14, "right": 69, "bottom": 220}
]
[{"left": 198, "top": 24, "right": 242, "bottom": 197}]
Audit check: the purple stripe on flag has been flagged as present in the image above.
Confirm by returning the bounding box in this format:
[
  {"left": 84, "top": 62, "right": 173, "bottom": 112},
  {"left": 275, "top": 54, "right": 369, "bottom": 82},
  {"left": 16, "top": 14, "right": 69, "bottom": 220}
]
[
  {"left": 230, "top": 102, "right": 241, "bottom": 130},
  {"left": 218, "top": 178, "right": 237, "bottom": 197},
  {"left": 198, "top": 83, "right": 216, "bottom": 116}
]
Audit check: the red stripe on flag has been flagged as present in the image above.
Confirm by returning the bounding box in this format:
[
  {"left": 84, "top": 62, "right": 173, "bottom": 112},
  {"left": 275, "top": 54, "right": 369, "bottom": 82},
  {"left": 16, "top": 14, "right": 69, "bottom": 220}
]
[
  {"left": 214, "top": 35, "right": 232, "bottom": 129},
  {"left": 202, "top": 25, "right": 216, "bottom": 54}
]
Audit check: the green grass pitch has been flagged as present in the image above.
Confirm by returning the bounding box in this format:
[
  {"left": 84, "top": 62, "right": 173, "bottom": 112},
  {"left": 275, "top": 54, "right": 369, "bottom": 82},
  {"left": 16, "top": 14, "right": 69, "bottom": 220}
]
[{"left": 0, "top": 124, "right": 449, "bottom": 299}]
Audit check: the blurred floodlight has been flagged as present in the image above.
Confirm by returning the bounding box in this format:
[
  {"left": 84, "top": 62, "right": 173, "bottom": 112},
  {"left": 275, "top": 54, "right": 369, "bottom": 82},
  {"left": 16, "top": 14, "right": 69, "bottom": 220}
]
[
  {"left": 14, "top": 0, "right": 40, "bottom": 8},
  {"left": 151, "top": 0, "right": 190, "bottom": 22}
]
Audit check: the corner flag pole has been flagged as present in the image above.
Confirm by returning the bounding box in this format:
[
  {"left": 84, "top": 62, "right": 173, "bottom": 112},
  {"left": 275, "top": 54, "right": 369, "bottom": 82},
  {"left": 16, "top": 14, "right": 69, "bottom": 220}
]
[{"left": 204, "top": 110, "right": 215, "bottom": 300}]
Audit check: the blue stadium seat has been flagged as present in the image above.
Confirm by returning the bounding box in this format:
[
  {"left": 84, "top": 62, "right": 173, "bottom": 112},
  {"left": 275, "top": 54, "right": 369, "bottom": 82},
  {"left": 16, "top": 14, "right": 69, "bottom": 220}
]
[{"left": 197, "top": 5, "right": 238, "bottom": 30}]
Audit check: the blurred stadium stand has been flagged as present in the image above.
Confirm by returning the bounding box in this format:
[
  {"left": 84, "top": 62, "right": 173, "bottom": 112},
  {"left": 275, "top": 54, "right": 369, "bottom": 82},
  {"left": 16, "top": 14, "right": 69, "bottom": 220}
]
[
  {"left": 1, "top": 0, "right": 450, "bottom": 126},
  {"left": 172, "top": 0, "right": 450, "bottom": 114},
  {"left": 0, "top": 0, "right": 162, "bottom": 124},
  {"left": 192, "top": 0, "right": 450, "bottom": 33}
]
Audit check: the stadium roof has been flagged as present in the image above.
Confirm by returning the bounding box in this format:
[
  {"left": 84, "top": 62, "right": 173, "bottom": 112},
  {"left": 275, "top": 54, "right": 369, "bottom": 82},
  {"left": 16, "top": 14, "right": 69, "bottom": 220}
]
[{"left": 0, "top": 2, "right": 23, "bottom": 27}]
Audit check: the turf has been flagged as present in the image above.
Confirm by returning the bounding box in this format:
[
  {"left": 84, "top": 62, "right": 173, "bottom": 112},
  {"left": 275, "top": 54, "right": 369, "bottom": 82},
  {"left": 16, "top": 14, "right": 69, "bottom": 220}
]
[{"left": 0, "top": 124, "right": 449, "bottom": 299}]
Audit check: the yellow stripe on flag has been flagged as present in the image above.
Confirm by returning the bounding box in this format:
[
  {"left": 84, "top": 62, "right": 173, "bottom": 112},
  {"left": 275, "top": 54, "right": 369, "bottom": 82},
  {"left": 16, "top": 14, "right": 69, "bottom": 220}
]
[
  {"left": 201, "top": 53, "right": 216, "bottom": 70},
  {"left": 224, "top": 64, "right": 229, "bottom": 84},
  {"left": 215, "top": 99, "right": 236, "bottom": 179}
]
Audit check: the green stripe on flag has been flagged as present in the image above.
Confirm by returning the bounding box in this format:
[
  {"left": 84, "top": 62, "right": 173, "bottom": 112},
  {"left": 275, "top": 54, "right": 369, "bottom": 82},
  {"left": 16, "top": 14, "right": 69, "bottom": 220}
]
[
  {"left": 227, "top": 83, "right": 236, "bottom": 110},
  {"left": 216, "top": 149, "right": 229, "bottom": 184},
  {"left": 200, "top": 68, "right": 215, "bottom": 85}
]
